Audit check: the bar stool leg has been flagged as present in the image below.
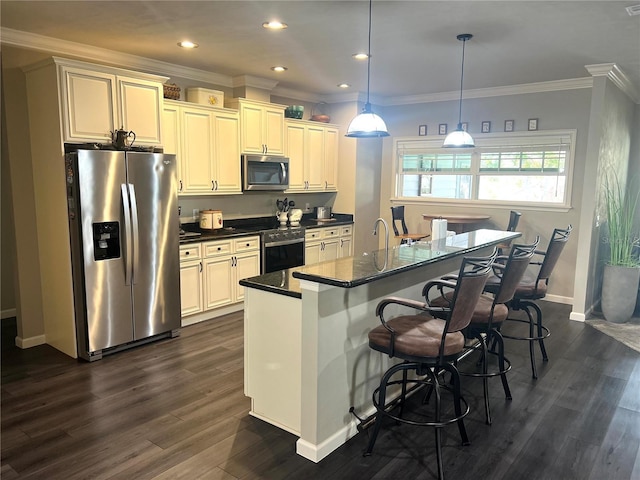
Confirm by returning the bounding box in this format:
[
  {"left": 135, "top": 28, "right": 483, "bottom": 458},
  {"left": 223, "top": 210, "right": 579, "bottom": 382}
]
[
  {"left": 493, "top": 330, "right": 512, "bottom": 400},
  {"left": 480, "top": 336, "right": 491, "bottom": 425},
  {"left": 425, "top": 367, "right": 445, "bottom": 480},
  {"left": 530, "top": 302, "right": 549, "bottom": 361}
]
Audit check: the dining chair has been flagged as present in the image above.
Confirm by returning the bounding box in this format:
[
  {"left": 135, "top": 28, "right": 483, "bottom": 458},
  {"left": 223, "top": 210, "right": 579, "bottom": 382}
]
[
  {"left": 390, "top": 206, "right": 429, "bottom": 244},
  {"left": 364, "top": 249, "right": 497, "bottom": 480},
  {"left": 486, "top": 225, "right": 572, "bottom": 379},
  {"left": 497, "top": 210, "right": 522, "bottom": 254},
  {"left": 428, "top": 238, "right": 539, "bottom": 424}
]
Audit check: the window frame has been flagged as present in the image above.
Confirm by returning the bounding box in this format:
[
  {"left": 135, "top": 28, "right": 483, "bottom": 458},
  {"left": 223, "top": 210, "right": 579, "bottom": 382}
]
[{"left": 392, "top": 130, "right": 576, "bottom": 211}]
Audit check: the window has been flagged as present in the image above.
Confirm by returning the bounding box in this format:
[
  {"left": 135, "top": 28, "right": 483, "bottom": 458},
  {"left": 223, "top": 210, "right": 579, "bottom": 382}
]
[{"left": 395, "top": 131, "right": 574, "bottom": 207}]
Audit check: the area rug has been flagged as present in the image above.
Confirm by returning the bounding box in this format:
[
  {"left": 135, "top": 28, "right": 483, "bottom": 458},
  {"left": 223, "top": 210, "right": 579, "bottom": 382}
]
[{"left": 585, "top": 315, "right": 640, "bottom": 354}]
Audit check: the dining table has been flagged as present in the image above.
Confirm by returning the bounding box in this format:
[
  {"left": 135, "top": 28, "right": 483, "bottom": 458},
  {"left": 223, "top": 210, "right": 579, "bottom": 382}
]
[{"left": 422, "top": 213, "right": 491, "bottom": 234}]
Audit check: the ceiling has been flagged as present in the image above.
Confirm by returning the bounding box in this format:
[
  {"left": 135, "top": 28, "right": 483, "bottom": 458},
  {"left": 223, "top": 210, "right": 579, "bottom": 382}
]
[{"left": 2, "top": 1, "right": 639, "bottom": 103}]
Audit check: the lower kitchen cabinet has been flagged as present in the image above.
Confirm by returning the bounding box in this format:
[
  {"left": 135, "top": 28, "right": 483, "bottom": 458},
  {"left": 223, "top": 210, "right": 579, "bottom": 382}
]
[
  {"left": 180, "top": 236, "right": 260, "bottom": 322},
  {"left": 338, "top": 225, "right": 353, "bottom": 258},
  {"left": 202, "top": 236, "right": 260, "bottom": 311},
  {"left": 179, "top": 244, "right": 204, "bottom": 317},
  {"left": 305, "top": 225, "right": 353, "bottom": 265}
]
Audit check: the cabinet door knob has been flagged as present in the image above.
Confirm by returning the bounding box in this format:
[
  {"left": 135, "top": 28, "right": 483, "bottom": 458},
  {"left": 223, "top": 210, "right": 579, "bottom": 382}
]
[{"left": 185, "top": 251, "right": 190, "bottom": 256}]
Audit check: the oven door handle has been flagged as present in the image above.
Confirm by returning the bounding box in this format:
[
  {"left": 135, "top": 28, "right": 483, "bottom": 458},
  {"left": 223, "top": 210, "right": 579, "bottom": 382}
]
[{"left": 264, "top": 238, "right": 304, "bottom": 248}]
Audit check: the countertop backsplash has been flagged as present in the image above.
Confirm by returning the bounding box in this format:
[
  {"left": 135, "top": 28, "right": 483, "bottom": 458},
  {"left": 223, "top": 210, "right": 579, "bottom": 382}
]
[{"left": 178, "top": 191, "right": 336, "bottom": 224}]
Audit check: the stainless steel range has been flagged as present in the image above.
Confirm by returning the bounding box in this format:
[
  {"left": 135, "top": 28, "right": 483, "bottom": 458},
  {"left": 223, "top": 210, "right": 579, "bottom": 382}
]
[{"left": 260, "top": 227, "right": 305, "bottom": 273}]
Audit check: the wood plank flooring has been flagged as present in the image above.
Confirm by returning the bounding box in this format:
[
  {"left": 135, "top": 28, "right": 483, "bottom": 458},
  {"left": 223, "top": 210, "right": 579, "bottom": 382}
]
[{"left": 2, "top": 301, "right": 640, "bottom": 479}]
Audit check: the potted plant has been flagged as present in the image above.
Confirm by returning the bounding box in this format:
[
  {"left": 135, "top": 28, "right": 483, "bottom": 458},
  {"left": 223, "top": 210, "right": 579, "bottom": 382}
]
[{"left": 601, "top": 173, "right": 640, "bottom": 323}]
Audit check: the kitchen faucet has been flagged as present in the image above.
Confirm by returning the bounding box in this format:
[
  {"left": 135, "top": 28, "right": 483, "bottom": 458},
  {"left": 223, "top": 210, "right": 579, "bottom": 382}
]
[{"left": 373, "top": 217, "right": 389, "bottom": 255}]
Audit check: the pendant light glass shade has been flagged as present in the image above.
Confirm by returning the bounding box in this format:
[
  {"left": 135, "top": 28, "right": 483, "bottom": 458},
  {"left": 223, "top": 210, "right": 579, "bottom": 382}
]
[
  {"left": 346, "top": 103, "right": 389, "bottom": 138},
  {"left": 443, "top": 123, "right": 475, "bottom": 148},
  {"left": 346, "top": 0, "right": 389, "bottom": 138},
  {"left": 443, "top": 34, "right": 474, "bottom": 148}
]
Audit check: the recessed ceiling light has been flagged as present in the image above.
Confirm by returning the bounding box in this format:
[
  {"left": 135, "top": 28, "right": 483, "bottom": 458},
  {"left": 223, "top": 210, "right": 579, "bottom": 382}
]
[
  {"left": 263, "top": 21, "right": 288, "bottom": 29},
  {"left": 352, "top": 53, "right": 369, "bottom": 60},
  {"left": 271, "top": 66, "right": 288, "bottom": 72},
  {"left": 338, "top": 83, "right": 350, "bottom": 89},
  {"left": 177, "top": 40, "right": 198, "bottom": 49}
]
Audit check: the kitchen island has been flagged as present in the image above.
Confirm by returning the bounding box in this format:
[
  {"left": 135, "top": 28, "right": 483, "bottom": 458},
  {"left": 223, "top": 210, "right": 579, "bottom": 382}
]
[{"left": 240, "top": 229, "right": 520, "bottom": 462}]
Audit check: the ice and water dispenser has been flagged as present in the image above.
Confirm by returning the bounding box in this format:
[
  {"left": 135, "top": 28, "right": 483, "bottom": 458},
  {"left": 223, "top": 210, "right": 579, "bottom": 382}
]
[{"left": 92, "top": 222, "right": 121, "bottom": 261}]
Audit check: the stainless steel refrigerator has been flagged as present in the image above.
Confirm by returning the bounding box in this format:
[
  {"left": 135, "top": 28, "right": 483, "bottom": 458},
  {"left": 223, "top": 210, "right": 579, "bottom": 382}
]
[{"left": 66, "top": 149, "right": 181, "bottom": 361}]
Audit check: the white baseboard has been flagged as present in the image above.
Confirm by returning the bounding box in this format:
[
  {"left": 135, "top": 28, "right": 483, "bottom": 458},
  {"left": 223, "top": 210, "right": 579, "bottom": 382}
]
[
  {"left": 296, "top": 420, "right": 361, "bottom": 463},
  {"left": 16, "top": 334, "right": 46, "bottom": 349},
  {"left": 1, "top": 308, "right": 17, "bottom": 320},
  {"left": 181, "top": 303, "right": 243, "bottom": 327},
  {"left": 544, "top": 294, "right": 573, "bottom": 305},
  {"left": 569, "top": 312, "right": 586, "bottom": 322}
]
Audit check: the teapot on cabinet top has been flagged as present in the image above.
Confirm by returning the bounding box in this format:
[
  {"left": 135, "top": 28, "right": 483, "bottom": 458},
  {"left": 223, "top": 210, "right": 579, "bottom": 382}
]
[{"left": 111, "top": 128, "right": 136, "bottom": 150}]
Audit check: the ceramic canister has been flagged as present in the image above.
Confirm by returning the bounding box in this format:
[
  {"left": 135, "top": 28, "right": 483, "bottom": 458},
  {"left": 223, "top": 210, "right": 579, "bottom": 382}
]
[{"left": 200, "top": 210, "right": 223, "bottom": 230}]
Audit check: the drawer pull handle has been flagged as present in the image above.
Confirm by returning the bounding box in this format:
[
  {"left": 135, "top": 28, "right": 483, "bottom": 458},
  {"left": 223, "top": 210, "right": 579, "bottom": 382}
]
[
  {"left": 185, "top": 251, "right": 190, "bottom": 256},
  {"left": 217, "top": 247, "right": 221, "bottom": 251}
]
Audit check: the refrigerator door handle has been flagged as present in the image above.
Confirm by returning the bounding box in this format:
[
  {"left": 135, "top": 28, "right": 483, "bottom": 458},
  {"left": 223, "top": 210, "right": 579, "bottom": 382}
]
[
  {"left": 128, "top": 183, "right": 140, "bottom": 285},
  {"left": 121, "top": 184, "right": 133, "bottom": 285}
]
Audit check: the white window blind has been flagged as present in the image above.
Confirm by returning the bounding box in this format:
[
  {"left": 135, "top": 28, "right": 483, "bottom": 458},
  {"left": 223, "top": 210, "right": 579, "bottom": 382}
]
[{"left": 395, "top": 131, "right": 574, "bottom": 206}]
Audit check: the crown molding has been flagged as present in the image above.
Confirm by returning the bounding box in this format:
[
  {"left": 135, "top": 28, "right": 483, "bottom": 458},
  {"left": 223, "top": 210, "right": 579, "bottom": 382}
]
[
  {"left": 232, "top": 75, "right": 279, "bottom": 91},
  {"left": 5, "top": 27, "right": 625, "bottom": 107},
  {"left": 0, "top": 27, "right": 232, "bottom": 86},
  {"left": 585, "top": 63, "right": 640, "bottom": 103},
  {"left": 382, "top": 77, "right": 594, "bottom": 106}
]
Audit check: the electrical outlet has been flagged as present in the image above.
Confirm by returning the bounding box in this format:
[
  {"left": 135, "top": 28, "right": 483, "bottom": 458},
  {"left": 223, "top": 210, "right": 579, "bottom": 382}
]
[
  {"left": 305, "top": 203, "right": 311, "bottom": 212},
  {"left": 193, "top": 208, "right": 200, "bottom": 220}
]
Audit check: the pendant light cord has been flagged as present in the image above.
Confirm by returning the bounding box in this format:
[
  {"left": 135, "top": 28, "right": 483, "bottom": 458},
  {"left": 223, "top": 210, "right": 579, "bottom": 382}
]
[
  {"left": 366, "top": 0, "right": 372, "bottom": 106},
  {"left": 457, "top": 37, "right": 467, "bottom": 125}
]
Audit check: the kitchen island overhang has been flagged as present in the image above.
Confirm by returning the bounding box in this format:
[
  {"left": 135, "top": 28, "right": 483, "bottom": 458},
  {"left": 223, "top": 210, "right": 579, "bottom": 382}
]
[{"left": 240, "top": 229, "right": 521, "bottom": 462}]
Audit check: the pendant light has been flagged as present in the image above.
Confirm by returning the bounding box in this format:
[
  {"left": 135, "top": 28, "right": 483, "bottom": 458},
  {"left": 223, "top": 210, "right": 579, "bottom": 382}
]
[
  {"left": 346, "top": 0, "right": 389, "bottom": 138},
  {"left": 443, "top": 34, "right": 474, "bottom": 148}
]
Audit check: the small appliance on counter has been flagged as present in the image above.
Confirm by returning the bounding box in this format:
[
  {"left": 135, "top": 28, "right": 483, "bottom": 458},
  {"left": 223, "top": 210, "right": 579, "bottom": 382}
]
[
  {"left": 315, "top": 206, "right": 334, "bottom": 221},
  {"left": 200, "top": 210, "right": 223, "bottom": 230}
]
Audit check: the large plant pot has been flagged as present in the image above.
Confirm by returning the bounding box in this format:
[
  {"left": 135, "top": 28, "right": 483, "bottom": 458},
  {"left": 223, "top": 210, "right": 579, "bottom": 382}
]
[{"left": 602, "top": 264, "right": 640, "bottom": 323}]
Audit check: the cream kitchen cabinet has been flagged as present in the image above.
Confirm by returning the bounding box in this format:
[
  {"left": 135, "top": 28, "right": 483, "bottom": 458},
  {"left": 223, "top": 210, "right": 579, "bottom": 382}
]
[
  {"left": 305, "top": 225, "right": 353, "bottom": 265},
  {"left": 285, "top": 119, "right": 339, "bottom": 192},
  {"left": 227, "top": 98, "right": 285, "bottom": 155},
  {"left": 338, "top": 225, "right": 353, "bottom": 258},
  {"left": 162, "top": 100, "right": 241, "bottom": 195},
  {"left": 179, "top": 244, "right": 204, "bottom": 317},
  {"left": 202, "top": 236, "right": 260, "bottom": 310},
  {"left": 57, "top": 58, "right": 166, "bottom": 145}
]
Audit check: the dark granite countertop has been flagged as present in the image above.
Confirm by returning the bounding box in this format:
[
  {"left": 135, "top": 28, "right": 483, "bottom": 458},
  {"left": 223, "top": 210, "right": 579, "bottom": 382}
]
[
  {"left": 239, "top": 229, "right": 521, "bottom": 296},
  {"left": 179, "top": 213, "right": 354, "bottom": 244}
]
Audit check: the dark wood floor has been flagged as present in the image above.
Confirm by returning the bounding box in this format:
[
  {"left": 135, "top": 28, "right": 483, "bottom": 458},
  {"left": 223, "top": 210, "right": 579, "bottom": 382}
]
[{"left": 2, "top": 301, "right": 640, "bottom": 480}]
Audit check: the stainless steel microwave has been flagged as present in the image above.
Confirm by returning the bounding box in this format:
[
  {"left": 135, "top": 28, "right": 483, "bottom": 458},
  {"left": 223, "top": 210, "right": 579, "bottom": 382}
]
[{"left": 242, "top": 155, "right": 289, "bottom": 191}]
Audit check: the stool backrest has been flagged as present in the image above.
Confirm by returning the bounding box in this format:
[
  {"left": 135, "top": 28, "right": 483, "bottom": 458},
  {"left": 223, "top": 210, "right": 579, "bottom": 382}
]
[
  {"left": 447, "top": 249, "right": 497, "bottom": 333},
  {"left": 493, "top": 238, "right": 539, "bottom": 304},
  {"left": 537, "top": 225, "right": 572, "bottom": 286}
]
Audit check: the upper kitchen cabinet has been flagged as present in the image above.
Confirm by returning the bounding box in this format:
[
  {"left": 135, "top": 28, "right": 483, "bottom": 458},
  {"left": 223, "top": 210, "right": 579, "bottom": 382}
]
[
  {"left": 285, "top": 119, "right": 339, "bottom": 192},
  {"left": 227, "top": 98, "right": 285, "bottom": 155},
  {"left": 162, "top": 100, "right": 241, "bottom": 195},
  {"left": 55, "top": 58, "right": 167, "bottom": 145}
]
